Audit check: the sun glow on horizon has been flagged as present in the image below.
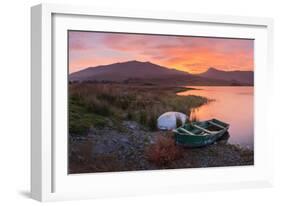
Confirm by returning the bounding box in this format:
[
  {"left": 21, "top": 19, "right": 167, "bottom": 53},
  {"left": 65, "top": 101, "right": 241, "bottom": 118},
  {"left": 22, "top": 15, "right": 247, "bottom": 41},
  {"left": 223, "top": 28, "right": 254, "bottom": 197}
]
[{"left": 69, "top": 31, "right": 254, "bottom": 74}]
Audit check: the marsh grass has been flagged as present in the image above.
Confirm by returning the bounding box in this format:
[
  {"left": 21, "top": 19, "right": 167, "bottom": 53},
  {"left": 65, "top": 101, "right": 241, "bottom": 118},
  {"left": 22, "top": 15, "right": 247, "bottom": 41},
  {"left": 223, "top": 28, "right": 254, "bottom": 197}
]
[{"left": 69, "top": 83, "right": 209, "bottom": 135}]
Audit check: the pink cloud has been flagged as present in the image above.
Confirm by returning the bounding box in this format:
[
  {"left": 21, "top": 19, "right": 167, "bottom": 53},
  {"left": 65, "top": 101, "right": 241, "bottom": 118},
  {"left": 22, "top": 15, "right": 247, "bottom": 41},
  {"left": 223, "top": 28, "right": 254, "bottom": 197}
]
[{"left": 68, "top": 31, "right": 254, "bottom": 74}]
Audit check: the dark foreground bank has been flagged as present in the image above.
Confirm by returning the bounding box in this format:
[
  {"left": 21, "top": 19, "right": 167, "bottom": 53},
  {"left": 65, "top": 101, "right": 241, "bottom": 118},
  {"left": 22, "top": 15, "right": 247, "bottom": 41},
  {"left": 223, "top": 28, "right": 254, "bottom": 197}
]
[{"left": 69, "top": 120, "right": 253, "bottom": 174}]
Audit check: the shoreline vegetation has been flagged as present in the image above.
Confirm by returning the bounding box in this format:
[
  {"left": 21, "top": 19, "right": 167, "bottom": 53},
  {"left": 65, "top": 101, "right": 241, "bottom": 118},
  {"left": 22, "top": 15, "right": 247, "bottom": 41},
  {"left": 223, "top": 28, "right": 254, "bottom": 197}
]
[
  {"left": 69, "top": 83, "right": 209, "bottom": 135},
  {"left": 69, "top": 82, "right": 254, "bottom": 174}
]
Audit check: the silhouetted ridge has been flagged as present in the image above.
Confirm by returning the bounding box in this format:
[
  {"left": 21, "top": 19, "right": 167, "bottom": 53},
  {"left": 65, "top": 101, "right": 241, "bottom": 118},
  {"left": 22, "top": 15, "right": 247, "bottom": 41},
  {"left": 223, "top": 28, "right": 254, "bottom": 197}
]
[
  {"left": 70, "top": 61, "right": 253, "bottom": 86},
  {"left": 198, "top": 67, "right": 253, "bottom": 85}
]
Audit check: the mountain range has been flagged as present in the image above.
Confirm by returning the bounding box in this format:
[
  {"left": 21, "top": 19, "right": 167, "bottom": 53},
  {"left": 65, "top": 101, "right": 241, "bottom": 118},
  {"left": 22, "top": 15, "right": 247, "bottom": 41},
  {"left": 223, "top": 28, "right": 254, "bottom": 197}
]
[
  {"left": 198, "top": 67, "right": 253, "bottom": 85},
  {"left": 69, "top": 60, "right": 253, "bottom": 86}
]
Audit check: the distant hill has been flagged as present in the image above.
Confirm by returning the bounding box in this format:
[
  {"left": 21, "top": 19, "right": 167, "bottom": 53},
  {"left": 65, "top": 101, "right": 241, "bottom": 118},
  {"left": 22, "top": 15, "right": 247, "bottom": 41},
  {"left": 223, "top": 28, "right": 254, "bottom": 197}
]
[
  {"left": 197, "top": 67, "right": 254, "bottom": 85},
  {"left": 70, "top": 60, "right": 193, "bottom": 82},
  {"left": 70, "top": 61, "right": 253, "bottom": 86}
]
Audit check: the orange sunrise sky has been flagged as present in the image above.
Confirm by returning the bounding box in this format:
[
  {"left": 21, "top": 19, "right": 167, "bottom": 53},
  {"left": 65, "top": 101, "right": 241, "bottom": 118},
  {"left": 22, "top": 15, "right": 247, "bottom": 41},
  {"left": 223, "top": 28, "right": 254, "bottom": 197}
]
[{"left": 69, "top": 31, "right": 254, "bottom": 74}]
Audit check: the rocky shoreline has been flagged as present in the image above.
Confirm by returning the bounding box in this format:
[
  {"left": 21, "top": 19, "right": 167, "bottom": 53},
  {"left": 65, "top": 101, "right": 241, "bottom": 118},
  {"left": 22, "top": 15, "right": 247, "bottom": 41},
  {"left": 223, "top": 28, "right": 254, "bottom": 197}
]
[{"left": 69, "top": 120, "right": 254, "bottom": 174}]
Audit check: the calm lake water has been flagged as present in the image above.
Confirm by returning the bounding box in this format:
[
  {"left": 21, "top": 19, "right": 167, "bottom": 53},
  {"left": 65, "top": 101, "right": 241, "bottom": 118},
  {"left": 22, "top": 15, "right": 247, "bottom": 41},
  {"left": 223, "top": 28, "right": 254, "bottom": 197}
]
[{"left": 177, "top": 86, "right": 254, "bottom": 148}]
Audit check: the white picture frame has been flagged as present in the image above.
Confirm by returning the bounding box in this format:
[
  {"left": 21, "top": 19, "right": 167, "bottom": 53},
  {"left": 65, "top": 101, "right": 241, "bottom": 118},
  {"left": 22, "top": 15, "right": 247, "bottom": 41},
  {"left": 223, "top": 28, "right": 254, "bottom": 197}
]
[{"left": 31, "top": 3, "right": 274, "bottom": 202}]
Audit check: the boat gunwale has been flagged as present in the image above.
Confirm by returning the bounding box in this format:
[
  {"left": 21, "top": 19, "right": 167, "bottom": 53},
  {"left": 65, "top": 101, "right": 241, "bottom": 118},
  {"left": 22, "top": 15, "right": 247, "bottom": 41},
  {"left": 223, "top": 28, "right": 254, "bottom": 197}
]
[{"left": 173, "top": 119, "right": 229, "bottom": 138}]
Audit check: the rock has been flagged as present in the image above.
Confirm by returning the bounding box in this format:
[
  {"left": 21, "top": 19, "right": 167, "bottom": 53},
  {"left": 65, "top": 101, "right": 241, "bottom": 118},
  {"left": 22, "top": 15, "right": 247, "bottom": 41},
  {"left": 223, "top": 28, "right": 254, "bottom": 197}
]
[
  {"left": 122, "top": 121, "right": 140, "bottom": 130},
  {"left": 70, "top": 136, "right": 88, "bottom": 142},
  {"left": 120, "top": 137, "right": 130, "bottom": 144},
  {"left": 157, "top": 112, "right": 188, "bottom": 130}
]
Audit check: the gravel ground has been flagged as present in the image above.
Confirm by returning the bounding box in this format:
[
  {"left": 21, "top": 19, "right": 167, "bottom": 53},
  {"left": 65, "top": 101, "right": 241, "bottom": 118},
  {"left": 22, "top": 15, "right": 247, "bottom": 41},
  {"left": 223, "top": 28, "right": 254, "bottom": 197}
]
[{"left": 68, "top": 121, "right": 254, "bottom": 174}]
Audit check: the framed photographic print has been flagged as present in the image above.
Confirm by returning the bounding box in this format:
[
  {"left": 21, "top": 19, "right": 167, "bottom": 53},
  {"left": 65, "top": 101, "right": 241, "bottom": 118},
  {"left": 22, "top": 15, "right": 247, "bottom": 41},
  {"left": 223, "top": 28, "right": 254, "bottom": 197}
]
[{"left": 31, "top": 3, "right": 274, "bottom": 201}]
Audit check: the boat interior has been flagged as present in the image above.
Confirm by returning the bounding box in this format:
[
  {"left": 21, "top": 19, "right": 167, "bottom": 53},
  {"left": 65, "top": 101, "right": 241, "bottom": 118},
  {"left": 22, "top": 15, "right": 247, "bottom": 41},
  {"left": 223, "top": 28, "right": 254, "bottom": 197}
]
[{"left": 175, "top": 119, "right": 227, "bottom": 136}]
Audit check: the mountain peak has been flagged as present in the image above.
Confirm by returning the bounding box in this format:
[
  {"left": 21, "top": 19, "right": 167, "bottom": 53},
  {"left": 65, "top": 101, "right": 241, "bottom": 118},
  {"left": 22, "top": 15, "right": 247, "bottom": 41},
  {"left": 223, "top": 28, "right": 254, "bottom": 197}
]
[
  {"left": 124, "top": 60, "right": 142, "bottom": 64},
  {"left": 70, "top": 60, "right": 191, "bottom": 82},
  {"left": 199, "top": 67, "right": 253, "bottom": 85},
  {"left": 206, "top": 67, "right": 220, "bottom": 72},
  {"left": 122, "top": 60, "right": 151, "bottom": 65}
]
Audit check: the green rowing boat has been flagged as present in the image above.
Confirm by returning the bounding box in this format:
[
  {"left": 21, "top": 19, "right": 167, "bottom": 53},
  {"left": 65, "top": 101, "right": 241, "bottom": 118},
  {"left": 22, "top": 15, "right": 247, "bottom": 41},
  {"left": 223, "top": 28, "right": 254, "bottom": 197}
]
[{"left": 173, "top": 119, "right": 229, "bottom": 147}]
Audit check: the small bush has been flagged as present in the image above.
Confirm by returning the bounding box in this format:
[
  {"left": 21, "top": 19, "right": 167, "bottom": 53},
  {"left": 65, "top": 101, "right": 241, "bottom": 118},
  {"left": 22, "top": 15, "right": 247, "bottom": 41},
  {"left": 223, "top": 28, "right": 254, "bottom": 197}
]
[{"left": 146, "top": 135, "right": 183, "bottom": 165}]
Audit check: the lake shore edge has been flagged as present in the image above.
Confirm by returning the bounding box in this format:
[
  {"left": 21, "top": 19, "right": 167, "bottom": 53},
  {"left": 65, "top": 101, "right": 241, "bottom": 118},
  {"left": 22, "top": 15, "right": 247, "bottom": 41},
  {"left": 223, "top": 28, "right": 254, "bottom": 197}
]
[{"left": 69, "top": 120, "right": 253, "bottom": 174}]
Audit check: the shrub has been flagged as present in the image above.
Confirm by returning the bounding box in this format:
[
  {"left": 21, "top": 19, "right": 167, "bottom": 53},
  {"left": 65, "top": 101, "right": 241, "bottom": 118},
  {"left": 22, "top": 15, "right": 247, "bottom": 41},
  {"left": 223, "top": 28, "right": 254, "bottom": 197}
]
[{"left": 146, "top": 134, "right": 183, "bottom": 166}]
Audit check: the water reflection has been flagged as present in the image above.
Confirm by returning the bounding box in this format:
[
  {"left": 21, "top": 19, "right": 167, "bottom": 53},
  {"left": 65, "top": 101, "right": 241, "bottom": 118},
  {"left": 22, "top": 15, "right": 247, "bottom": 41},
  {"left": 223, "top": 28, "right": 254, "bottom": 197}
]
[{"left": 177, "top": 86, "right": 254, "bottom": 148}]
